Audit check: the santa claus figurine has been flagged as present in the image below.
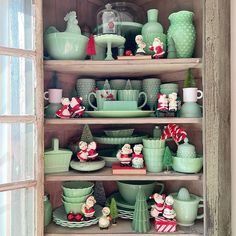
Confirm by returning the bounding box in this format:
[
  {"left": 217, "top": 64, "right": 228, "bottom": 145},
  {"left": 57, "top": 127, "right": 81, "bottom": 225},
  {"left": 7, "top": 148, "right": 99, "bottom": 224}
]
[
  {"left": 77, "top": 141, "right": 88, "bottom": 162},
  {"left": 150, "top": 193, "right": 166, "bottom": 218},
  {"left": 87, "top": 141, "right": 98, "bottom": 161},
  {"left": 157, "top": 94, "right": 168, "bottom": 111},
  {"left": 168, "top": 93, "right": 178, "bottom": 112},
  {"left": 70, "top": 97, "right": 85, "bottom": 117},
  {"left": 132, "top": 144, "right": 144, "bottom": 168},
  {"left": 116, "top": 144, "right": 133, "bottom": 166},
  {"left": 163, "top": 195, "right": 176, "bottom": 220},
  {"left": 56, "top": 98, "right": 71, "bottom": 119},
  {"left": 149, "top": 37, "right": 165, "bottom": 59},
  {"left": 81, "top": 196, "right": 97, "bottom": 220}
]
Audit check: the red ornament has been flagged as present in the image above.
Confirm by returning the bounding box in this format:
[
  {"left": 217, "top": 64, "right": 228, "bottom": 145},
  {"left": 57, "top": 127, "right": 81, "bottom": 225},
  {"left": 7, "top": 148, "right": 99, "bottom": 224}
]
[
  {"left": 125, "top": 50, "right": 133, "bottom": 56},
  {"left": 86, "top": 34, "right": 96, "bottom": 56},
  {"left": 75, "top": 213, "right": 83, "bottom": 222},
  {"left": 67, "top": 212, "right": 75, "bottom": 221}
]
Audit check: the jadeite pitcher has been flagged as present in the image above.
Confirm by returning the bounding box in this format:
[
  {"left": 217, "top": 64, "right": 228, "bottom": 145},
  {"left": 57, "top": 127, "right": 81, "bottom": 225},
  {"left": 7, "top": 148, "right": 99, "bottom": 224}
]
[{"left": 167, "top": 11, "right": 196, "bottom": 58}]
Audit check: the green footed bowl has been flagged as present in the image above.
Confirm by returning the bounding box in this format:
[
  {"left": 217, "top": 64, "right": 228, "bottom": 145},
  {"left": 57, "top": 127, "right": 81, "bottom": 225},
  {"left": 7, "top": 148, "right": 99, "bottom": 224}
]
[
  {"left": 62, "top": 200, "right": 84, "bottom": 214},
  {"left": 44, "top": 32, "right": 88, "bottom": 60},
  {"left": 172, "top": 156, "right": 203, "bottom": 173},
  {"left": 62, "top": 190, "right": 93, "bottom": 203},
  {"left": 62, "top": 181, "right": 94, "bottom": 197}
]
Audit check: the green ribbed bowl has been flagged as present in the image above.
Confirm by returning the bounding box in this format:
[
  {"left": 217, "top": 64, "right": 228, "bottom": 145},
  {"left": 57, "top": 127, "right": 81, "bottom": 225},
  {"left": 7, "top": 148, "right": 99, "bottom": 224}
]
[
  {"left": 104, "top": 129, "right": 134, "bottom": 137},
  {"left": 62, "top": 190, "right": 93, "bottom": 203},
  {"left": 62, "top": 181, "right": 94, "bottom": 197},
  {"left": 142, "top": 138, "right": 165, "bottom": 149}
]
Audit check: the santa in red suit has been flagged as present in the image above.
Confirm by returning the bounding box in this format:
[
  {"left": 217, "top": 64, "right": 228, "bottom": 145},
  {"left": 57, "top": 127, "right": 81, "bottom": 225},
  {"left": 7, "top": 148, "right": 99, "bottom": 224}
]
[
  {"left": 149, "top": 37, "right": 165, "bottom": 59},
  {"left": 116, "top": 144, "right": 133, "bottom": 166},
  {"left": 82, "top": 196, "right": 96, "bottom": 220},
  {"left": 77, "top": 141, "right": 88, "bottom": 162},
  {"left": 87, "top": 141, "right": 98, "bottom": 160}
]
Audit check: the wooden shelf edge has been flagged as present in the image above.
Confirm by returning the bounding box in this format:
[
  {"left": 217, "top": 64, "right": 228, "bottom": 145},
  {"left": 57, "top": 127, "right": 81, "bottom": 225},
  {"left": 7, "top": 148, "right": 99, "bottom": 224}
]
[
  {"left": 45, "top": 169, "right": 203, "bottom": 182},
  {"left": 45, "top": 118, "right": 202, "bottom": 125}
]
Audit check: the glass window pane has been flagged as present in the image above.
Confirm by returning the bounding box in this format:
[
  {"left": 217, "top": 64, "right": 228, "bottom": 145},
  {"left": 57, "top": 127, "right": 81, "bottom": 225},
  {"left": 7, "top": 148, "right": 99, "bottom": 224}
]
[
  {"left": 0, "top": 55, "right": 35, "bottom": 115},
  {"left": 0, "top": 123, "right": 35, "bottom": 184},
  {"left": 0, "top": 188, "right": 35, "bottom": 236},
  {"left": 0, "top": 0, "right": 35, "bottom": 50}
]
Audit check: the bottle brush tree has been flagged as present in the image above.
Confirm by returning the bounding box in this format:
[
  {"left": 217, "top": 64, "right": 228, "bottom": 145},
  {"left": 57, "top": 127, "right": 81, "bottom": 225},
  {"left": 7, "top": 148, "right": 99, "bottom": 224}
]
[
  {"left": 163, "top": 146, "right": 173, "bottom": 172},
  {"left": 110, "top": 197, "right": 118, "bottom": 224},
  {"left": 80, "top": 124, "right": 94, "bottom": 143},
  {"left": 184, "top": 69, "right": 196, "bottom": 88}
]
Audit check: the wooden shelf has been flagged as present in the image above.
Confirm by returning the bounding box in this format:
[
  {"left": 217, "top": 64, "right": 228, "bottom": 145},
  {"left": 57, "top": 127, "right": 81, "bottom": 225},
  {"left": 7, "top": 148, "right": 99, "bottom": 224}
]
[
  {"left": 45, "top": 117, "right": 202, "bottom": 125},
  {"left": 45, "top": 168, "right": 202, "bottom": 182},
  {"left": 44, "top": 58, "right": 202, "bottom": 77},
  {"left": 45, "top": 219, "right": 203, "bottom": 236}
]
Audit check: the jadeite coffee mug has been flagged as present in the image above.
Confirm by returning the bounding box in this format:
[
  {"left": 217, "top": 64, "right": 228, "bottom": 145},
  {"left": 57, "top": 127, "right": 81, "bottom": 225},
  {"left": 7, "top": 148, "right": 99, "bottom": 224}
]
[
  {"left": 118, "top": 90, "right": 147, "bottom": 109},
  {"left": 183, "top": 88, "right": 203, "bottom": 102},
  {"left": 172, "top": 193, "right": 204, "bottom": 226},
  {"left": 117, "top": 181, "right": 164, "bottom": 205},
  {"left": 88, "top": 90, "right": 117, "bottom": 110},
  {"left": 44, "top": 89, "right": 62, "bottom": 104}
]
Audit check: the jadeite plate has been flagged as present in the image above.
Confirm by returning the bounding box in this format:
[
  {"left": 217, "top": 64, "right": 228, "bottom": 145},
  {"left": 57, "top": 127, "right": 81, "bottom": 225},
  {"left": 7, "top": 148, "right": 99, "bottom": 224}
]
[
  {"left": 70, "top": 160, "right": 105, "bottom": 172},
  {"left": 94, "top": 135, "right": 148, "bottom": 145},
  {"left": 86, "top": 111, "right": 154, "bottom": 118},
  {"left": 53, "top": 205, "right": 102, "bottom": 228}
]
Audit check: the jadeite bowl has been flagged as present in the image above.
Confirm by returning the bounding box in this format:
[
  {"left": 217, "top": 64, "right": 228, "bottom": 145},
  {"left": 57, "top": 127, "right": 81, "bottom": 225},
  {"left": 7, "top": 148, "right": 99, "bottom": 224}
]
[
  {"left": 62, "top": 200, "right": 84, "bottom": 214},
  {"left": 104, "top": 129, "right": 134, "bottom": 138},
  {"left": 62, "top": 190, "right": 93, "bottom": 203},
  {"left": 62, "top": 181, "right": 94, "bottom": 197},
  {"left": 44, "top": 32, "right": 89, "bottom": 60},
  {"left": 70, "top": 160, "right": 105, "bottom": 172},
  {"left": 142, "top": 138, "right": 165, "bottom": 149},
  {"left": 172, "top": 156, "right": 203, "bottom": 173}
]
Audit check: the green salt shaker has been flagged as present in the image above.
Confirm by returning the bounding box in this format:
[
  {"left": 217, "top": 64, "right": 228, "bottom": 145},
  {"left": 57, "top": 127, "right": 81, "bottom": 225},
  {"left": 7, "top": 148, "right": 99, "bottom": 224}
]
[
  {"left": 44, "top": 194, "right": 52, "bottom": 227},
  {"left": 153, "top": 126, "right": 162, "bottom": 139}
]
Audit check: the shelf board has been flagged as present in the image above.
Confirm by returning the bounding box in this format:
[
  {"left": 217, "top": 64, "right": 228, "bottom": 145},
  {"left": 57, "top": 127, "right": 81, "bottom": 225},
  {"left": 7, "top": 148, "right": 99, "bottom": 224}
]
[
  {"left": 45, "top": 219, "right": 203, "bottom": 236},
  {"left": 44, "top": 58, "right": 202, "bottom": 76},
  {"left": 45, "top": 168, "right": 202, "bottom": 182},
  {"left": 45, "top": 117, "right": 202, "bottom": 125}
]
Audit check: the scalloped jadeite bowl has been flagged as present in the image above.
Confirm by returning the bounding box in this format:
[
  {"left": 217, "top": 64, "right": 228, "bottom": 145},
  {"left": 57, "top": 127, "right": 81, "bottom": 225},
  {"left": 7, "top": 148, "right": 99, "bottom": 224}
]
[
  {"left": 44, "top": 32, "right": 88, "bottom": 60},
  {"left": 142, "top": 138, "right": 165, "bottom": 149},
  {"left": 62, "top": 190, "right": 93, "bottom": 203},
  {"left": 104, "top": 129, "right": 134, "bottom": 137},
  {"left": 62, "top": 181, "right": 94, "bottom": 197}
]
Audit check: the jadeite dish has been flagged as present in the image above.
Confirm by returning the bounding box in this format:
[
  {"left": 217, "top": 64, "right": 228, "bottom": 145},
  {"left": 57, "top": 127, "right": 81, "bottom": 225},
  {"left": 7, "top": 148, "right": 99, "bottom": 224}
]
[
  {"left": 98, "top": 149, "right": 119, "bottom": 167},
  {"left": 44, "top": 33, "right": 89, "bottom": 60},
  {"left": 53, "top": 205, "right": 102, "bottom": 228},
  {"left": 62, "top": 200, "right": 84, "bottom": 214},
  {"left": 62, "top": 181, "right": 94, "bottom": 197},
  {"left": 172, "top": 155, "right": 203, "bottom": 173},
  {"left": 117, "top": 181, "right": 164, "bottom": 205},
  {"left": 86, "top": 111, "right": 154, "bottom": 118},
  {"left": 104, "top": 129, "right": 134, "bottom": 137},
  {"left": 142, "top": 138, "right": 165, "bottom": 149},
  {"left": 62, "top": 191, "right": 93, "bottom": 203},
  {"left": 70, "top": 160, "right": 105, "bottom": 172},
  {"left": 94, "top": 135, "right": 148, "bottom": 145}
]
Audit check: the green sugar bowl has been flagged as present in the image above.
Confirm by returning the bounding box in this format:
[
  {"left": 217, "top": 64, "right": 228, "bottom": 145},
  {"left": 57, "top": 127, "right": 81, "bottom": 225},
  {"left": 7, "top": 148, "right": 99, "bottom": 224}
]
[{"left": 177, "top": 138, "right": 196, "bottom": 158}]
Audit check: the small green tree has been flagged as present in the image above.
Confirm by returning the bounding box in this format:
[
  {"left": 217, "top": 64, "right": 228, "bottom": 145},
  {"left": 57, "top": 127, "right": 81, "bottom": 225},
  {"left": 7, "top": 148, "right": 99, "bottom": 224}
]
[
  {"left": 167, "top": 37, "right": 177, "bottom": 59},
  {"left": 110, "top": 197, "right": 118, "bottom": 224},
  {"left": 80, "top": 124, "right": 93, "bottom": 143},
  {"left": 163, "top": 146, "right": 173, "bottom": 172},
  {"left": 184, "top": 69, "right": 196, "bottom": 88}
]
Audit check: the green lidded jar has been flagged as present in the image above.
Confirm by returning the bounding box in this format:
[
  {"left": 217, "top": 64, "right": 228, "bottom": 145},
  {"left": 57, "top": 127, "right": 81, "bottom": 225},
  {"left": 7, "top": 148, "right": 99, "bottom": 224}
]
[
  {"left": 167, "top": 10, "right": 196, "bottom": 58},
  {"left": 141, "top": 9, "right": 166, "bottom": 55},
  {"left": 177, "top": 138, "right": 196, "bottom": 158},
  {"left": 44, "top": 194, "right": 52, "bottom": 227}
]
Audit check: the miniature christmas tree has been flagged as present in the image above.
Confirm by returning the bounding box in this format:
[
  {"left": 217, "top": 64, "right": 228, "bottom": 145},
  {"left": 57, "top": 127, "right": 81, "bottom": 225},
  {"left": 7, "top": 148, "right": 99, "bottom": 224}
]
[
  {"left": 167, "top": 37, "right": 177, "bottom": 59},
  {"left": 132, "top": 188, "right": 151, "bottom": 233},
  {"left": 86, "top": 34, "right": 96, "bottom": 57},
  {"left": 110, "top": 197, "right": 118, "bottom": 224},
  {"left": 184, "top": 69, "right": 196, "bottom": 88},
  {"left": 103, "top": 79, "right": 111, "bottom": 90},
  {"left": 125, "top": 79, "right": 133, "bottom": 90},
  {"left": 94, "top": 181, "right": 106, "bottom": 207},
  {"left": 163, "top": 146, "right": 173, "bottom": 172},
  {"left": 80, "top": 124, "right": 94, "bottom": 143}
]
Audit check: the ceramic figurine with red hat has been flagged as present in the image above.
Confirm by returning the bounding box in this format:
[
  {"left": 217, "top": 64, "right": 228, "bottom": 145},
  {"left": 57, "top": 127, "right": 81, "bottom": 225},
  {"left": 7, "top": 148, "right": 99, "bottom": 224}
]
[
  {"left": 81, "top": 196, "right": 97, "bottom": 220},
  {"left": 56, "top": 98, "right": 71, "bottom": 118},
  {"left": 157, "top": 94, "right": 168, "bottom": 112},
  {"left": 87, "top": 141, "right": 98, "bottom": 160},
  {"left": 154, "top": 194, "right": 177, "bottom": 233},
  {"left": 76, "top": 141, "right": 88, "bottom": 162},
  {"left": 132, "top": 144, "right": 144, "bottom": 168},
  {"left": 149, "top": 193, "right": 166, "bottom": 218},
  {"left": 116, "top": 144, "right": 133, "bottom": 167},
  {"left": 149, "top": 37, "right": 165, "bottom": 59}
]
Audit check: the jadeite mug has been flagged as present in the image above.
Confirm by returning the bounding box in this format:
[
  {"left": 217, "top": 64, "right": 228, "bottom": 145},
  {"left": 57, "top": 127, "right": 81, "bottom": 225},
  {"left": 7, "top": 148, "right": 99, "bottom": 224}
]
[
  {"left": 88, "top": 90, "right": 117, "bottom": 110},
  {"left": 172, "top": 193, "right": 204, "bottom": 226},
  {"left": 44, "top": 89, "right": 62, "bottom": 104},
  {"left": 183, "top": 88, "right": 203, "bottom": 102},
  {"left": 118, "top": 90, "right": 147, "bottom": 109},
  {"left": 117, "top": 181, "right": 164, "bottom": 205}
]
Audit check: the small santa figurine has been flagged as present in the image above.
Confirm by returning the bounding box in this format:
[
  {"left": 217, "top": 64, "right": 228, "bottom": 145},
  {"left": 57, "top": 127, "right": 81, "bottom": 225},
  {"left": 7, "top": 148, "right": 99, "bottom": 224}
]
[
  {"left": 157, "top": 94, "right": 168, "bottom": 111},
  {"left": 150, "top": 193, "right": 165, "bottom": 218},
  {"left": 116, "top": 144, "right": 133, "bottom": 166},
  {"left": 70, "top": 97, "right": 85, "bottom": 117},
  {"left": 81, "top": 196, "right": 96, "bottom": 220},
  {"left": 135, "top": 35, "right": 146, "bottom": 55},
  {"left": 132, "top": 144, "right": 144, "bottom": 168},
  {"left": 168, "top": 93, "right": 178, "bottom": 112},
  {"left": 77, "top": 141, "right": 88, "bottom": 162},
  {"left": 149, "top": 37, "right": 165, "bottom": 59},
  {"left": 163, "top": 195, "right": 176, "bottom": 220},
  {"left": 56, "top": 98, "right": 71, "bottom": 118},
  {"left": 87, "top": 141, "right": 98, "bottom": 160}
]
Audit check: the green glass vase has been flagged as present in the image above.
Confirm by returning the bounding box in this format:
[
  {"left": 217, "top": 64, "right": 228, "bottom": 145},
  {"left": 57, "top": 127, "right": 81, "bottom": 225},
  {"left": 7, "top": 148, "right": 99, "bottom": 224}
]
[
  {"left": 141, "top": 9, "right": 166, "bottom": 55},
  {"left": 167, "top": 11, "right": 196, "bottom": 58}
]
